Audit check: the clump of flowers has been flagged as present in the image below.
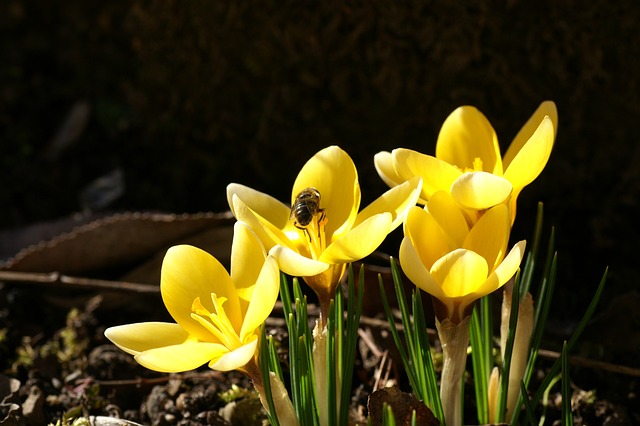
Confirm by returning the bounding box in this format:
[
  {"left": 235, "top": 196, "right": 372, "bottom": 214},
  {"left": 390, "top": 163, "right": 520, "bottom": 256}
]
[
  {"left": 375, "top": 101, "right": 557, "bottom": 223},
  {"left": 105, "top": 222, "right": 298, "bottom": 424},
  {"left": 227, "top": 145, "right": 421, "bottom": 320},
  {"left": 104, "top": 101, "right": 607, "bottom": 426}
]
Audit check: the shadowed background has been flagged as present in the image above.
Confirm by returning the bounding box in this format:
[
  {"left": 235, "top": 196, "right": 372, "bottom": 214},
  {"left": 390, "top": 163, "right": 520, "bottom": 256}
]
[{"left": 1, "top": 1, "right": 638, "bottom": 365}]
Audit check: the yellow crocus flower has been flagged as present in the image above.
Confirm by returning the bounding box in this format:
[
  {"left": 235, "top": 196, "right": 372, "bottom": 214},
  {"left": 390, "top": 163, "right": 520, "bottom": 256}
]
[
  {"left": 399, "top": 192, "right": 526, "bottom": 323},
  {"left": 227, "top": 145, "right": 421, "bottom": 314},
  {"left": 104, "top": 221, "right": 279, "bottom": 373},
  {"left": 375, "top": 101, "right": 557, "bottom": 223}
]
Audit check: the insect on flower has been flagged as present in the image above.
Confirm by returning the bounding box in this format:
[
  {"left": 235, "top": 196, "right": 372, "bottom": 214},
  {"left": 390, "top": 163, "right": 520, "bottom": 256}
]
[{"left": 290, "top": 187, "right": 326, "bottom": 241}]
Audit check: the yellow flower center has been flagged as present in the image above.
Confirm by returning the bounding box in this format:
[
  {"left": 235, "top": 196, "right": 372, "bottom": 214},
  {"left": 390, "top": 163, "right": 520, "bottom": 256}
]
[
  {"left": 305, "top": 213, "right": 328, "bottom": 260},
  {"left": 461, "top": 157, "right": 484, "bottom": 173},
  {"left": 190, "top": 295, "right": 241, "bottom": 349}
]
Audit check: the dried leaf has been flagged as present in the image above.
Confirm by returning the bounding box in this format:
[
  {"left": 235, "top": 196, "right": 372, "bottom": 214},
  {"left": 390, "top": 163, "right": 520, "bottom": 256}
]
[
  {"left": 0, "top": 211, "right": 234, "bottom": 276},
  {"left": 368, "top": 386, "right": 439, "bottom": 426}
]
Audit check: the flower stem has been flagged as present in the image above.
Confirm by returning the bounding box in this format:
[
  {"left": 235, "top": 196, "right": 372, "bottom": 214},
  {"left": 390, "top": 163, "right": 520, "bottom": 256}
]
[
  {"left": 313, "top": 320, "right": 338, "bottom": 426},
  {"left": 500, "top": 286, "right": 534, "bottom": 420},
  {"left": 243, "top": 358, "right": 300, "bottom": 426},
  {"left": 436, "top": 316, "right": 470, "bottom": 426}
]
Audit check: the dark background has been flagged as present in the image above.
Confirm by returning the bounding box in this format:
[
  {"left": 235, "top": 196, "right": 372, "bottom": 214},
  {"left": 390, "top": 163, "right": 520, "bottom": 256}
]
[{"left": 1, "top": 1, "right": 638, "bottom": 364}]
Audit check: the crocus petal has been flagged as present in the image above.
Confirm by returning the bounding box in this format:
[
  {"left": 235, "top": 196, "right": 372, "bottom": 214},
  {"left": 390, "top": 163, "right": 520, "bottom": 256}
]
[
  {"left": 492, "top": 240, "right": 527, "bottom": 287},
  {"left": 450, "top": 171, "right": 513, "bottom": 210},
  {"left": 425, "top": 191, "right": 469, "bottom": 247},
  {"left": 210, "top": 338, "right": 259, "bottom": 372},
  {"left": 430, "top": 249, "right": 489, "bottom": 299},
  {"left": 227, "top": 183, "right": 291, "bottom": 229},
  {"left": 399, "top": 236, "right": 448, "bottom": 302},
  {"left": 269, "top": 245, "right": 330, "bottom": 277},
  {"left": 320, "top": 213, "right": 392, "bottom": 264},
  {"left": 230, "top": 222, "right": 267, "bottom": 311},
  {"left": 435, "top": 106, "right": 503, "bottom": 175},
  {"left": 470, "top": 240, "right": 527, "bottom": 299},
  {"left": 463, "top": 204, "right": 510, "bottom": 272},
  {"left": 239, "top": 256, "right": 279, "bottom": 342},
  {"left": 135, "top": 341, "right": 228, "bottom": 373},
  {"left": 503, "top": 116, "right": 555, "bottom": 192},
  {"left": 231, "top": 194, "right": 298, "bottom": 252},
  {"left": 404, "top": 206, "right": 455, "bottom": 270},
  {"left": 503, "top": 101, "right": 558, "bottom": 169},
  {"left": 354, "top": 177, "right": 422, "bottom": 230},
  {"left": 105, "top": 322, "right": 191, "bottom": 356},
  {"left": 161, "top": 245, "right": 241, "bottom": 342},
  {"left": 393, "top": 148, "right": 462, "bottom": 201},
  {"left": 374, "top": 151, "right": 404, "bottom": 187},
  {"left": 292, "top": 146, "right": 359, "bottom": 239}
]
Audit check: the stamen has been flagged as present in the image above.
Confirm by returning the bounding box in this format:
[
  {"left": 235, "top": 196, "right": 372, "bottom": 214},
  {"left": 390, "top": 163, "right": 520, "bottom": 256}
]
[
  {"left": 190, "top": 294, "right": 242, "bottom": 349},
  {"left": 305, "top": 213, "right": 327, "bottom": 260},
  {"left": 210, "top": 294, "right": 241, "bottom": 342},
  {"left": 190, "top": 312, "right": 230, "bottom": 345},
  {"left": 472, "top": 157, "right": 483, "bottom": 171}
]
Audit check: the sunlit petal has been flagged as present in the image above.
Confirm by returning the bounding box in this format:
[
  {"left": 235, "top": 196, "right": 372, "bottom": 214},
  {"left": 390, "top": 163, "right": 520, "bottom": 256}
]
[
  {"left": 231, "top": 195, "right": 297, "bottom": 251},
  {"left": 425, "top": 191, "right": 469, "bottom": 246},
  {"left": 393, "top": 148, "right": 462, "bottom": 201},
  {"left": 404, "top": 206, "right": 455, "bottom": 270},
  {"left": 503, "top": 116, "right": 555, "bottom": 192},
  {"left": 135, "top": 341, "right": 228, "bottom": 373},
  {"left": 399, "top": 237, "right": 448, "bottom": 302},
  {"left": 435, "top": 106, "right": 503, "bottom": 175},
  {"left": 492, "top": 240, "right": 527, "bottom": 287},
  {"left": 430, "top": 249, "right": 489, "bottom": 299},
  {"left": 230, "top": 222, "right": 267, "bottom": 311},
  {"left": 374, "top": 151, "right": 404, "bottom": 187},
  {"left": 227, "top": 183, "right": 291, "bottom": 229},
  {"left": 450, "top": 172, "right": 513, "bottom": 210},
  {"left": 504, "top": 101, "right": 558, "bottom": 169},
  {"left": 105, "top": 322, "right": 192, "bottom": 355},
  {"left": 320, "top": 213, "right": 392, "bottom": 264},
  {"left": 463, "top": 204, "right": 510, "bottom": 271},
  {"left": 292, "top": 146, "right": 359, "bottom": 238},
  {"left": 161, "top": 245, "right": 241, "bottom": 341},
  {"left": 469, "top": 240, "right": 526, "bottom": 300},
  {"left": 269, "top": 245, "right": 330, "bottom": 277},
  {"left": 239, "top": 256, "right": 279, "bottom": 341},
  {"left": 354, "top": 177, "right": 422, "bottom": 229},
  {"left": 210, "top": 338, "right": 259, "bottom": 372}
]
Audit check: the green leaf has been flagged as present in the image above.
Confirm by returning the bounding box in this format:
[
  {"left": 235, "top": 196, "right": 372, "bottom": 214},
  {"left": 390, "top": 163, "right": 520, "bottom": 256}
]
[
  {"left": 530, "top": 268, "right": 607, "bottom": 409},
  {"left": 339, "top": 265, "right": 365, "bottom": 426},
  {"left": 519, "top": 381, "right": 538, "bottom": 425},
  {"left": 378, "top": 258, "right": 443, "bottom": 423},
  {"left": 326, "top": 299, "right": 337, "bottom": 426},
  {"left": 561, "top": 341, "right": 573, "bottom": 426},
  {"left": 259, "top": 325, "right": 280, "bottom": 426},
  {"left": 496, "top": 271, "right": 521, "bottom": 423}
]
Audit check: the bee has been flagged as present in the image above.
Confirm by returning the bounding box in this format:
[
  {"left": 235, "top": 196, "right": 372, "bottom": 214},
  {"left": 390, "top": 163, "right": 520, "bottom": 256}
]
[{"left": 290, "top": 187, "right": 326, "bottom": 239}]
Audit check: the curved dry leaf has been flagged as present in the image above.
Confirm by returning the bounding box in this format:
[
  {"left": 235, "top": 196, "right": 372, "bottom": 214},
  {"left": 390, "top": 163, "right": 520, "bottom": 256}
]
[
  {"left": 368, "top": 386, "right": 440, "bottom": 426},
  {"left": 0, "top": 211, "right": 235, "bottom": 276}
]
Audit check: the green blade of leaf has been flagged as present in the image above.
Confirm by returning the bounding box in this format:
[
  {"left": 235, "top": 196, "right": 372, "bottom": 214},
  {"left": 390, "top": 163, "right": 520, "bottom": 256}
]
[
  {"left": 340, "top": 265, "right": 365, "bottom": 426},
  {"left": 561, "top": 341, "right": 573, "bottom": 426},
  {"left": 470, "top": 307, "right": 489, "bottom": 423},
  {"left": 531, "top": 268, "right": 608, "bottom": 409},
  {"left": 497, "top": 271, "right": 521, "bottom": 423},
  {"left": 519, "top": 381, "right": 538, "bottom": 426},
  {"left": 259, "top": 325, "right": 280, "bottom": 426},
  {"left": 378, "top": 268, "right": 421, "bottom": 396}
]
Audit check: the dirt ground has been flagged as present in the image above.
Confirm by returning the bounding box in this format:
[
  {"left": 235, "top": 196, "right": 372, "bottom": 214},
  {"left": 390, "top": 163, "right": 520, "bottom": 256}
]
[{"left": 0, "top": 225, "right": 638, "bottom": 425}]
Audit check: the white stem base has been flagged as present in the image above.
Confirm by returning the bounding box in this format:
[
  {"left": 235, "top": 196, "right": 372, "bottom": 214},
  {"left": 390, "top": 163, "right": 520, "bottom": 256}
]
[{"left": 437, "top": 316, "right": 470, "bottom": 426}]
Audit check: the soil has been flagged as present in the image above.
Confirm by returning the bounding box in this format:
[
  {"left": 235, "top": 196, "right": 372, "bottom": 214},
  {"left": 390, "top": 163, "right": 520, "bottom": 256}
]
[{"left": 0, "top": 267, "right": 638, "bottom": 425}]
